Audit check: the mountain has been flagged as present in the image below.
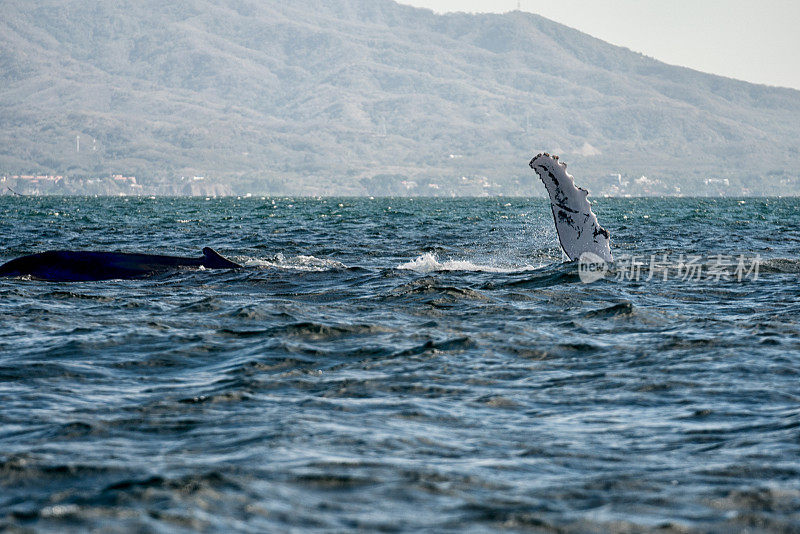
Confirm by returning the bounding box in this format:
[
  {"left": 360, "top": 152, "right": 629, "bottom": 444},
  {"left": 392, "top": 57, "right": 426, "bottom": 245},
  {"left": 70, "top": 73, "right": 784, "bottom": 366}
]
[{"left": 1, "top": 0, "right": 799, "bottom": 196}]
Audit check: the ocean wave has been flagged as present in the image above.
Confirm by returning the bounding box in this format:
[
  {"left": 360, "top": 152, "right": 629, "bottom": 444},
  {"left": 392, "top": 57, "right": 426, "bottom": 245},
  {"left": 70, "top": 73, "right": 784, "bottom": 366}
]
[
  {"left": 397, "top": 252, "right": 541, "bottom": 274},
  {"left": 760, "top": 257, "right": 800, "bottom": 273},
  {"left": 4, "top": 197, "right": 800, "bottom": 532}
]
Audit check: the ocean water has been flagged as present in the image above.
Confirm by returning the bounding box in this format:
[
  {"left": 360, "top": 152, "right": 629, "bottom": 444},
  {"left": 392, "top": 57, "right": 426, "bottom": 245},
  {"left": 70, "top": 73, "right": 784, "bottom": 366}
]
[{"left": 1, "top": 196, "right": 799, "bottom": 532}]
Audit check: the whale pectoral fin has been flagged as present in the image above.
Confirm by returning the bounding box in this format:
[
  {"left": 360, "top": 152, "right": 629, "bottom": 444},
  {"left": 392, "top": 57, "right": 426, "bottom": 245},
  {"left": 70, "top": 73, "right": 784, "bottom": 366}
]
[
  {"left": 531, "top": 153, "right": 612, "bottom": 263},
  {"left": 202, "top": 247, "right": 242, "bottom": 269}
]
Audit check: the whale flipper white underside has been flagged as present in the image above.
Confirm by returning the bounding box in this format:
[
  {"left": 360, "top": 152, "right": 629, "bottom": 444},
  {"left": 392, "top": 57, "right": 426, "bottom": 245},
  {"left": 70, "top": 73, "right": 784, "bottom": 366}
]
[{"left": 529, "top": 153, "right": 612, "bottom": 263}]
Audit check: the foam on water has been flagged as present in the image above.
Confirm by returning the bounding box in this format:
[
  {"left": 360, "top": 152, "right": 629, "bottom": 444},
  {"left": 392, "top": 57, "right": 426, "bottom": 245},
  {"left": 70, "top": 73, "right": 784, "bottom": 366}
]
[
  {"left": 397, "top": 252, "right": 541, "bottom": 273},
  {"left": 245, "top": 253, "right": 347, "bottom": 271}
]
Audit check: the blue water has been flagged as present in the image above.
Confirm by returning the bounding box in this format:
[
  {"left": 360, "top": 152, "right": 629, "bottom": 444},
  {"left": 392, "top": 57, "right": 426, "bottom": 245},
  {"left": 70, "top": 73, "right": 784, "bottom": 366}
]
[{"left": 1, "top": 197, "right": 799, "bottom": 532}]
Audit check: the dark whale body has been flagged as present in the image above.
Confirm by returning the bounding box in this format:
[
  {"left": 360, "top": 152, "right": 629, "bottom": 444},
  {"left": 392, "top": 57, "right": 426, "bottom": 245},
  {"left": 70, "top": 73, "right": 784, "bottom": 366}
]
[{"left": 0, "top": 247, "right": 241, "bottom": 281}]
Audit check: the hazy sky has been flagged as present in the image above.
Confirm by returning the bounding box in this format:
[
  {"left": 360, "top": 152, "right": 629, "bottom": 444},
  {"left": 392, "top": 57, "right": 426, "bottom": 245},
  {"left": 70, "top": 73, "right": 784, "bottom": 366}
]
[{"left": 397, "top": 0, "right": 800, "bottom": 91}]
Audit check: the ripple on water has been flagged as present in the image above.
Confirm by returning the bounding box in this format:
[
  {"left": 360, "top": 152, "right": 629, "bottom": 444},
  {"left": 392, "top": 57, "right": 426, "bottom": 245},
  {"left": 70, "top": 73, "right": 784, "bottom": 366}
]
[{"left": 1, "top": 197, "right": 800, "bottom": 531}]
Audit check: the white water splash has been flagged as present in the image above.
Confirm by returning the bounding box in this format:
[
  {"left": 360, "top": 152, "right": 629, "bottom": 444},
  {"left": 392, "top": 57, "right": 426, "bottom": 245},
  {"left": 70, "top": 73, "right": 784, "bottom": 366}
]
[
  {"left": 246, "top": 253, "right": 347, "bottom": 272},
  {"left": 397, "top": 252, "right": 541, "bottom": 274}
]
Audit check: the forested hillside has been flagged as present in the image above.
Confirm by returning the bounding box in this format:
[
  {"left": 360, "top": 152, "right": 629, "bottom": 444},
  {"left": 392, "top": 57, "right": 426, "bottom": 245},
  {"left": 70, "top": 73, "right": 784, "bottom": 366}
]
[{"left": 2, "top": 0, "right": 798, "bottom": 195}]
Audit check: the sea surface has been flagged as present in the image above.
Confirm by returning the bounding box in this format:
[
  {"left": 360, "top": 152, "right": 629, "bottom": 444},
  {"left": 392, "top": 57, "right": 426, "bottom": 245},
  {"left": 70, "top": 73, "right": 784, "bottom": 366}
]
[{"left": 1, "top": 196, "right": 799, "bottom": 532}]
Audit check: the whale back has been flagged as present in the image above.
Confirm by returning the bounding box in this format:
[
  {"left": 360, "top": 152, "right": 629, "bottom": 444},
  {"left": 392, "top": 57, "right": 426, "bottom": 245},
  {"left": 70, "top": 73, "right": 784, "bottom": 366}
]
[
  {"left": 0, "top": 248, "right": 242, "bottom": 281},
  {"left": 529, "top": 153, "right": 612, "bottom": 262}
]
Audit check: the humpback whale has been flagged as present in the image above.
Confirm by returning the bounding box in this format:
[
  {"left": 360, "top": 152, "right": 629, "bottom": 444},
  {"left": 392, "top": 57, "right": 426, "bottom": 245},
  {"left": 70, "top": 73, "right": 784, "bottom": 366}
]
[
  {"left": 530, "top": 153, "right": 612, "bottom": 263},
  {"left": 0, "top": 247, "right": 242, "bottom": 281}
]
